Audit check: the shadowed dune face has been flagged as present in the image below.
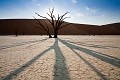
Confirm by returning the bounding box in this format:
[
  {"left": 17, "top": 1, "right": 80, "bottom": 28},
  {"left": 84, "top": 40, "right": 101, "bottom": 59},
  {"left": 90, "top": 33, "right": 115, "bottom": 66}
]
[
  {"left": 0, "top": 19, "right": 120, "bottom": 35},
  {"left": 0, "top": 19, "right": 53, "bottom": 35}
]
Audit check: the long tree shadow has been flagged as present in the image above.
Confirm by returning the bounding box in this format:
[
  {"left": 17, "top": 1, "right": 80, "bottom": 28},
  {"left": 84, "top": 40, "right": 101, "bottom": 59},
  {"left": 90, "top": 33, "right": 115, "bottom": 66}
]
[
  {"left": 53, "top": 38, "right": 70, "bottom": 80},
  {"left": 0, "top": 38, "right": 49, "bottom": 50},
  {"left": 59, "top": 39, "right": 120, "bottom": 68},
  {"left": 2, "top": 38, "right": 70, "bottom": 80},
  {"left": 59, "top": 38, "right": 109, "bottom": 80},
  {"left": 66, "top": 40, "right": 120, "bottom": 61},
  {"left": 67, "top": 40, "right": 119, "bottom": 49},
  {"left": 2, "top": 45, "right": 52, "bottom": 80}
]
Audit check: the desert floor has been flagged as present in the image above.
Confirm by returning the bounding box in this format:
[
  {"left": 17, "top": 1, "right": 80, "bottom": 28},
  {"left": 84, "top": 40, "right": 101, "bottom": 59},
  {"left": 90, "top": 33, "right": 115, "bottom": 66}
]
[{"left": 0, "top": 35, "right": 120, "bottom": 80}]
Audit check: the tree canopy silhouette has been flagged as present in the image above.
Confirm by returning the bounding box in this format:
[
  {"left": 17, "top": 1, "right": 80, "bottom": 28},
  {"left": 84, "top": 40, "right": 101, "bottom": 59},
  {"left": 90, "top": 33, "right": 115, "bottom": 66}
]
[{"left": 34, "top": 7, "right": 71, "bottom": 38}]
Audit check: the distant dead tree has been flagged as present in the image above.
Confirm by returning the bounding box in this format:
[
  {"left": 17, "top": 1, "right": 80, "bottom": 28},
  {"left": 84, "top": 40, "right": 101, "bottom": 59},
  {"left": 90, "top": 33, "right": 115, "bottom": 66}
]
[
  {"left": 88, "top": 30, "right": 91, "bottom": 36},
  {"left": 22, "top": 32, "right": 24, "bottom": 36},
  {"left": 13, "top": 26, "right": 19, "bottom": 36},
  {"left": 35, "top": 7, "right": 70, "bottom": 38}
]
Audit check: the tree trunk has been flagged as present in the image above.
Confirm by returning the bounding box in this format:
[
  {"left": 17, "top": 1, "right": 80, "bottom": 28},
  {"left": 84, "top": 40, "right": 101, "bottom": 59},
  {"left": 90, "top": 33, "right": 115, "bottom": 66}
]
[
  {"left": 47, "top": 32, "right": 52, "bottom": 38},
  {"left": 54, "top": 30, "right": 58, "bottom": 38},
  {"left": 15, "top": 31, "right": 18, "bottom": 36},
  {"left": 48, "top": 34, "right": 52, "bottom": 38}
]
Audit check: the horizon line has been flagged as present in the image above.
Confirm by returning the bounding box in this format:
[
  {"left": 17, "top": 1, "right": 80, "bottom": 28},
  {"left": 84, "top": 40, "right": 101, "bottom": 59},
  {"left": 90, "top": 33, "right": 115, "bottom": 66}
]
[{"left": 0, "top": 18, "right": 120, "bottom": 26}]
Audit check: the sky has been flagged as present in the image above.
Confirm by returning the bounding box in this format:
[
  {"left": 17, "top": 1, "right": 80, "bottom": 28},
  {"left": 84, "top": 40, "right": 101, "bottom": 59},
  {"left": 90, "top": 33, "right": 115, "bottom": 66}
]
[{"left": 0, "top": 0, "right": 120, "bottom": 25}]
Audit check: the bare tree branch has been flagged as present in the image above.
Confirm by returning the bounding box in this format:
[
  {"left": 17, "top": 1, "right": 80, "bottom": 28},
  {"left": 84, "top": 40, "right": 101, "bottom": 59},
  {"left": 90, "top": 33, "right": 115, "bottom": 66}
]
[
  {"left": 45, "top": 22, "right": 49, "bottom": 31},
  {"left": 59, "top": 23, "right": 71, "bottom": 30},
  {"left": 61, "top": 17, "right": 71, "bottom": 21},
  {"left": 34, "top": 26, "right": 45, "bottom": 31},
  {"left": 55, "top": 12, "right": 70, "bottom": 30},
  {"left": 59, "top": 11, "right": 70, "bottom": 21},
  {"left": 33, "top": 16, "right": 48, "bottom": 31},
  {"left": 35, "top": 12, "right": 53, "bottom": 25},
  {"left": 56, "top": 14, "right": 60, "bottom": 27},
  {"left": 52, "top": 7, "right": 54, "bottom": 14},
  {"left": 47, "top": 13, "right": 51, "bottom": 18}
]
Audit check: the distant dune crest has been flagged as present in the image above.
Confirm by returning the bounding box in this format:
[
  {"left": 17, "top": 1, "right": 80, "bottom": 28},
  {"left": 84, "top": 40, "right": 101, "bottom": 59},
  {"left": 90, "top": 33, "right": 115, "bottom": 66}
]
[{"left": 0, "top": 19, "right": 120, "bottom": 35}]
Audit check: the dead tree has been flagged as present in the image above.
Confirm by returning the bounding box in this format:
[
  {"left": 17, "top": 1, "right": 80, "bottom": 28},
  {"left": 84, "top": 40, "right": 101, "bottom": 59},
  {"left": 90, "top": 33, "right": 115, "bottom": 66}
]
[
  {"left": 13, "top": 26, "right": 19, "bottom": 36},
  {"left": 35, "top": 8, "right": 70, "bottom": 38},
  {"left": 34, "top": 17, "right": 52, "bottom": 38}
]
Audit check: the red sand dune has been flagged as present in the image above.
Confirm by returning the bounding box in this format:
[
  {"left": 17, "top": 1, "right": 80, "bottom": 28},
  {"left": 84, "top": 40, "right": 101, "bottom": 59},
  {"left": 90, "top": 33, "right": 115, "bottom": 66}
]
[{"left": 0, "top": 19, "right": 120, "bottom": 35}]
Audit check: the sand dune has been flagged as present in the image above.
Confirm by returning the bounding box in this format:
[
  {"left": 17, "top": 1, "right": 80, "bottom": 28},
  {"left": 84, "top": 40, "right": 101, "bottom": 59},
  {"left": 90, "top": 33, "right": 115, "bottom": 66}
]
[{"left": 0, "top": 19, "right": 120, "bottom": 35}]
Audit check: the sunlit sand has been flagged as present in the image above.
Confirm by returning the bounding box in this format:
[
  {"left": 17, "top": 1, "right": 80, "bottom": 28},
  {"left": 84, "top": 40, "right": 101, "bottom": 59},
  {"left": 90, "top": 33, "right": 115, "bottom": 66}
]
[{"left": 0, "top": 35, "right": 120, "bottom": 80}]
